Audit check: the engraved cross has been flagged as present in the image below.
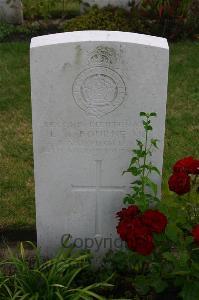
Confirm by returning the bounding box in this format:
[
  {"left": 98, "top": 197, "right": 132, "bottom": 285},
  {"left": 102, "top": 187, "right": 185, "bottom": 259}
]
[{"left": 71, "top": 160, "right": 125, "bottom": 236}]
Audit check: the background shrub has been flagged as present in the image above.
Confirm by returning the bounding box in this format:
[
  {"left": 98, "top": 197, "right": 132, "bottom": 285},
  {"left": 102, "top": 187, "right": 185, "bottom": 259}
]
[
  {"left": 63, "top": 3, "right": 198, "bottom": 41},
  {"left": 63, "top": 6, "right": 145, "bottom": 33},
  {"left": 135, "top": 0, "right": 199, "bottom": 40}
]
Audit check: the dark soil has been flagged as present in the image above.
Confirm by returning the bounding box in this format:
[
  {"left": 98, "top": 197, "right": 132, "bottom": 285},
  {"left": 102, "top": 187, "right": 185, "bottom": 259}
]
[{"left": 0, "top": 228, "right": 36, "bottom": 243}]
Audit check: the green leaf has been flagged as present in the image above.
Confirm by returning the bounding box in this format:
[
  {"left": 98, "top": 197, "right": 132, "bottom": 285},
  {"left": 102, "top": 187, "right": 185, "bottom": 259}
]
[
  {"left": 123, "top": 195, "right": 134, "bottom": 205},
  {"left": 129, "top": 156, "right": 138, "bottom": 165},
  {"left": 143, "top": 164, "right": 160, "bottom": 175},
  {"left": 143, "top": 120, "right": 148, "bottom": 126},
  {"left": 191, "top": 262, "right": 199, "bottom": 274},
  {"left": 151, "top": 278, "right": 168, "bottom": 293},
  {"left": 143, "top": 176, "right": 157, "bottom": 196},
  {"left": 136, "top": 139, "right": 143, "bottom": 149},
  {"left": 172, "top": 270, "right": 190, "bottom": 276},
  {"left": 144, "top": 125, "right": 153, "bottom": 131},
  {"left": 140, "top": 112, "right": 146, "bottom": 116},
  {"left": 150, "top": 166, "right": 161, "bottom": 176},
  {"left": 133, "top": 149, "right": 146, "bottom": 157},
  {"left": 174, "top": 276, "right": 185, "bottom": 287},
  {"left": 151, "top": 138, "right": 159, "bottom": 149},
  {"left": 127, "top": 167, "right": 142, "bottom": 176},
  {"left": 153, "top": 232, "right": 167, "bottom": 242},
  {"left": 165, "top": 223, "right": 183, "bottom": 242},
  {"left": 131, "top": 180, "right": 142, "bottom": 185},
  {"left": 150, "top": 112, "right": 157, "bottom": 116},
  {"left": 136, "top": 196, "right": 148, "bottom": 212},
  {"left": 185, "top": 236, "right": 194, "bottom": 246},
  {"left": 162, "top": 252, "right": 176, "bottom": 263},
  {"left": 134, "top": 275, "right": 150, "bottom": 295},
  {"left": 178, "top": 250, "right": 189, "bottom": 267},
  {"left": 132, "top": 186, "right": 141, "bottom": 192},
  {"left": 180, "top": 281, "right": 199, "bottom": 300}
]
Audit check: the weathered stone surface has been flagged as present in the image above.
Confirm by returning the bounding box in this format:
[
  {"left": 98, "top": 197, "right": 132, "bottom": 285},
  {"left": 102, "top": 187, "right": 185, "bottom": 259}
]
[
  {"left": 30, "top": 31, "right": 169, "bottom": 257},
  {"left": 0, "top": 0, "right": 23, "bottom": 24}
]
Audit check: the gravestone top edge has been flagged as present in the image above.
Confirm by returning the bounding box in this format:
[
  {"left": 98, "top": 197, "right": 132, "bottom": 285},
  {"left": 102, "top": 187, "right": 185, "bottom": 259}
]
[{"left": 30, "top": 30, "right": 168, "bottom": 50}]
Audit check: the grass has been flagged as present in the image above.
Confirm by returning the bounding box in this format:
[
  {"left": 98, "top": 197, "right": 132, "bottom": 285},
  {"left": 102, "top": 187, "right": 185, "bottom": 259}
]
[
  {"left": 0, "top": 41, "right": 198, "bottom": 231},
  {"left": 0, "top": 43, "right": 34, "bottom": 230},
  {"left": 163, "top": 41, "right": 199, "bottom": 193}
]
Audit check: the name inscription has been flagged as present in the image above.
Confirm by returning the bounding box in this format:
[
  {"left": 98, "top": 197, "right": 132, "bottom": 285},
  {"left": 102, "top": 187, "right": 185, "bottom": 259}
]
[{"left": 40, "top": 120, "right": 133, "bottom": 153}]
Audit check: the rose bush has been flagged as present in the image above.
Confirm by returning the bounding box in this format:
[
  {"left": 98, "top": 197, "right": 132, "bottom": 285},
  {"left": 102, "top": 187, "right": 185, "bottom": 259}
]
[{"left": 115, "top": 112, "right": 199, "bottom": 299}]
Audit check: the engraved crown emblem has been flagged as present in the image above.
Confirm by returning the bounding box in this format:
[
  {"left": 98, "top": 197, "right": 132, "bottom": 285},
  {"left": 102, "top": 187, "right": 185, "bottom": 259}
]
[
  {"left": 72, "top": 47, "right": 126, "bottom": 118},
  {"left": 89, "top": 46, "right": 117, "bottom": 67}
]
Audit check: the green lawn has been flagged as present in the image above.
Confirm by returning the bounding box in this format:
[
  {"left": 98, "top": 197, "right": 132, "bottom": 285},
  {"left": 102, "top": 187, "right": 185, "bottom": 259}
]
[{"left": 0, "top": 41, "right": 198, "bottom": 231}]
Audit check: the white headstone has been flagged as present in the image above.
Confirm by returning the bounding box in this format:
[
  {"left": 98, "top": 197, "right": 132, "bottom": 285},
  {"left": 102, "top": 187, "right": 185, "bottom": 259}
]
[
  {"left": 30, "top": 31, "right": 169, "bottom": 257},
  {"left": 0, "top": 0, "right": 23, "bottom": 24},
  {"left": 82, "top": 0, "right": 132, "bottom": 10}
]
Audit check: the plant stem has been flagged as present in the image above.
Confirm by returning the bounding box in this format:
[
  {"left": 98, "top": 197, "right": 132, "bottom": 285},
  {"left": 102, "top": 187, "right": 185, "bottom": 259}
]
[{"left": 141, "top": 117, "right": 149, "bottom": 195}]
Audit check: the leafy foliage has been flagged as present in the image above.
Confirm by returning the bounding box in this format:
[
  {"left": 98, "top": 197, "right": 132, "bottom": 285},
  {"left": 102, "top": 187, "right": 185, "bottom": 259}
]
[
  {"left": 123, "top": 112, "right": 160, "bottom": 211},
  {"left": 0, "top": 242, "right": 111, "bottom": 299}
]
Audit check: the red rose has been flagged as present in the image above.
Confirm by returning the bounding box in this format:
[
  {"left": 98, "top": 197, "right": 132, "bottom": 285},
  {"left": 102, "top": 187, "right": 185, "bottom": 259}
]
[
  {"left": 142, "top": 210, "right": 168, "bottom": 233},
  {"left": 116, "top": 215, "right": 154, "bottom": 256},
  {"left": 117, "top": 220, "right": 129, "bottom": 241},
  {"left": 117, "top": 217, "right": 142, "bottom": 241},
  {"left": 168, "top": 172, "right": 191, "bottom": 195},
  {"left": 126, "top": 217, "right": 144, "bottom": 237},
  {"left": 116, "top": 205, "right": 140, "bottom": 221},
  {"left": 127, "top": 224, "right": 154, "bottom": 256},
  {"left": 191, "top": 160, "right": 199, "bottom": 174},
  {"left": 173, "top": 157, "right": 199, "bottom": 175},
  {"left": 192, "top": 225, "right": 199, "bottom": 245}
]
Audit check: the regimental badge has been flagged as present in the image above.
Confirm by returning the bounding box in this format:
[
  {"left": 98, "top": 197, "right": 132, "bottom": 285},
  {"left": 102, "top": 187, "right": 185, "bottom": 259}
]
[{"left": 72, "top": 46, "right": 126, "bottom": 118}]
